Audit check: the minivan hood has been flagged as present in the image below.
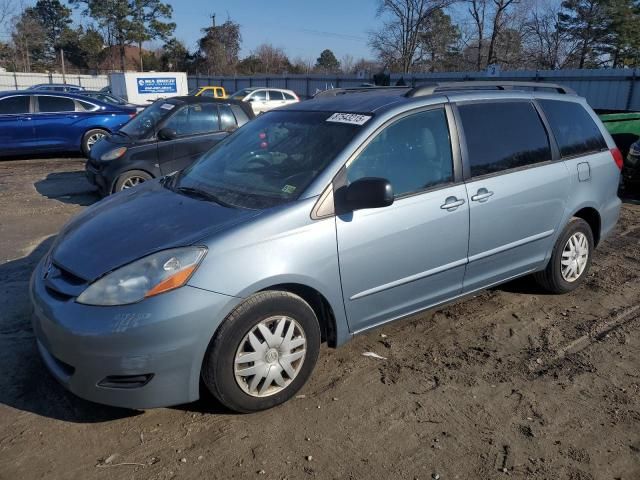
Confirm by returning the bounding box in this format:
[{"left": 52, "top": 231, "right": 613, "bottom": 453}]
[{"left": 51, "top": 181, "right": 261, "bottom": 281}]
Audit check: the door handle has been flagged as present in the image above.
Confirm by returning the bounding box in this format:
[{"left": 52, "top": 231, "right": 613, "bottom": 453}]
[
  {"left": 440, "top": 196, "right": 465, "bottom": 211},
  {"left": 471, "top": 188, "right": 494, "bottom": 202}
]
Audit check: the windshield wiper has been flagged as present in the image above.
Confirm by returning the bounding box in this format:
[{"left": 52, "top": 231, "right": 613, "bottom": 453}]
[{"left": 175, "top": 186, "right": 236, "bottom": 208}]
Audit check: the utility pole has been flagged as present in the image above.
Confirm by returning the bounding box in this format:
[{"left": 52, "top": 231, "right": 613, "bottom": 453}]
[
  {"left": 211, "top": 14, "right": 216, "bottom": 27},
  {"left": 60, "top": 48, "right": 66, "bottom": 84}
]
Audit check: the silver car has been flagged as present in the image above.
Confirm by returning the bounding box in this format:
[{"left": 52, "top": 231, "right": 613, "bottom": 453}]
[{"left": 30, "top": 82, "right": 622, "bottom": 412}]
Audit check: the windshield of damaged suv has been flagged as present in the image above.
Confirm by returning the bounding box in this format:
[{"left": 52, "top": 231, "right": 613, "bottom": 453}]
[
  {"left": 172, "top": 111, "right": 362, "bottom": 209},
  {"left": 119, "top": 100, "right": 177, "bottom": 138}
]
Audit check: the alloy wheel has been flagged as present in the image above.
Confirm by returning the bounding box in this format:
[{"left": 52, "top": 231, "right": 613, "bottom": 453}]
[
  {"left": 120, "top": 176, "right": 147, "bottom": 190},
  {"left": 86, "top": 132, "right": 106, "bottom": 150}
]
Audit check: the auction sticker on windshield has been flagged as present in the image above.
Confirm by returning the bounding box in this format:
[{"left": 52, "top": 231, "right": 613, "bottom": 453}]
[
  {"left": 326, "top": 113, "right": 372, "bottom": 126},
  {"left": 160, "top": 103, "right": 175, "bottom": 110}
]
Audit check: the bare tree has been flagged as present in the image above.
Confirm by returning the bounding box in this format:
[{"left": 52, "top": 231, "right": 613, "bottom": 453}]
[
  {"left": 486, "top": 0, "right": 518, "bottom": 65},
  {"left": 340, "top": 54, "right": 355, "bottom": 74},
  {"left": 466, "top": 0, "right": 488, "bottom": 70},
  {"left": 523, "top": 2, "right": 579, "bottom": 69},
  {"left": 369, "top": 0, "right": 456, "bottom": 73}
]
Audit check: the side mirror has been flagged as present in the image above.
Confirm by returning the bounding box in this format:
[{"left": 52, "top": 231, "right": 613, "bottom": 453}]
[
  {"left": 247, "top": 97, "right": 256, "bottom": 102},
  {"left": 224, "top": 125, "right": 238, "bottom": 133},
  {"left": 341, "top": 177, "right": 393, "bottom": 212},
  {"left": 157, "top": 127, "right": 177, "bottom": 141}
]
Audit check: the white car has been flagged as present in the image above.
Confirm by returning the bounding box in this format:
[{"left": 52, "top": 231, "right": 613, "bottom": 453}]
[{"left": 229, "top": 87, "right": 299, "bottom": 114}]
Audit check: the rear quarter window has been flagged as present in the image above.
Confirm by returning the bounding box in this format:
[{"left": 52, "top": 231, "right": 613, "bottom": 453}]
[
  {"left": 458, "top": 101, "right": 552, "bottom": 177},
  {"left": 538, "top": 99, "right": 607, "bottom": 158}
]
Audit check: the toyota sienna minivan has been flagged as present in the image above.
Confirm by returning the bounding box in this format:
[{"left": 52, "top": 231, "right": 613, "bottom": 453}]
[{"left": 31, "top": 82, "right": 622, "bottom": 412}]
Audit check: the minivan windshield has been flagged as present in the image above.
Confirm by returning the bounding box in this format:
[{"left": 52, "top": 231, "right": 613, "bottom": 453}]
[
  {"left": 119, "top": 100, "right": 177, "bottom": 138},
  {"left": 172, "top": 110, "right": 362, "bottom": 209}
]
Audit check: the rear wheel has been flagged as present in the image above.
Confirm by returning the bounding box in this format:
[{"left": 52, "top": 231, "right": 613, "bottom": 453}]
[
  {"left": 114, "top": 170, "right": 152, "bottom": 192},
  {"left": 81, "top": 129, "right": 109, "bottom": 155},
  {"left": 534, "top": 217, "right": 594, "bottom": 294},
  {"left": 201, "top": 291, "right": 321, "bottom": 412}
]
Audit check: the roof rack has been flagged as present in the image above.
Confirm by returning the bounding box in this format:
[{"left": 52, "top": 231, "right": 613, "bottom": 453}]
[
  {"left": 313, "top": 86, "right": 409, "bottom": 98},
  {"left": 405, "top": 81, "right": 575, "bottom": 97}
]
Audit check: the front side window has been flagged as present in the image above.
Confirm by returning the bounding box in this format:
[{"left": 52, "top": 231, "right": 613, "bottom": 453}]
[
  {"left": 164, "top": 103, "right": 219, "bottom": 135},
  {"left": 269, "top": 90, "right": 284, "bottom": 101},
  {"left": 250, "top": 90, "right": 267, "bottom": 102},
  {"left": 538, "top": 99, "right": 607, "bottom": 157},
  {"left": 458, "top": 101, "right": 551, "bottom": 177},
  {"left": 200, "top": 89, "right": 215, "bottom": 97},
  {"left": 173, "top": 111, "right": 361, "bottom": 209},
  {"left": 37, "top": 96, "right": 75, "bottom": 113},
  {"left": 347, "top": 108, "right": 454, "bottom": 197},
  {"left": 0, "top": 96, "right": 30, "bottom": 114}
]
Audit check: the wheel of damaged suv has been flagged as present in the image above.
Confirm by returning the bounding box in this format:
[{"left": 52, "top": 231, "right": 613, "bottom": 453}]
[
  {"left": 114, "top": 170, "right": 153, "bottom": 192},
  {"left": 201, "top": 291, "right": 321, "bottom": 412},
  {"left": 534, "top": 217, "right": 594, "bottom": 294},
  {"left": 81, "top": 128, "right": 109, "bottom": 155}
]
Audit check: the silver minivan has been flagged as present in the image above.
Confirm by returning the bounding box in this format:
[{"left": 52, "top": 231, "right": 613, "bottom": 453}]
[{"left": 30, "top": 82, "right": 622, "bottom": 412}]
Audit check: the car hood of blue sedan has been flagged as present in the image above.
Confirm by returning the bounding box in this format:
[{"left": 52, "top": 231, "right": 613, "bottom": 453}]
[{"left": 51, "top": 180, "right": 262, "bottom": 282}]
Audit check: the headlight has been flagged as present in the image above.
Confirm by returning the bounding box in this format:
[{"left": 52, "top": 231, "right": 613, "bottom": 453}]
[
  {"left": 76, "top": 246, "right": 207, "bottom": 306},
  {"left": 100, "top": 147, "right": 127, "bottom": 161}
]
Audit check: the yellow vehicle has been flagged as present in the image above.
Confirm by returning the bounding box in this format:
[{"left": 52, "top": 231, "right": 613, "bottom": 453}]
[{"left": 190, "top": 86, "right": 227, "bottom": 99}]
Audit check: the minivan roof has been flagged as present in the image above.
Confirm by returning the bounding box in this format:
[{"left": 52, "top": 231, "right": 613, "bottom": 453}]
[{"left": 283, "top": 81, "right": 578, "bottom": 115}]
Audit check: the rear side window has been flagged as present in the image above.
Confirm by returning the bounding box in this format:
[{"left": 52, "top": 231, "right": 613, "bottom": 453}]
[
  {"left": 283, "top": 92, "right": 296, "bottom": 101},
  {"left": 0, "top": 96, "right": 30, "bottom": 114},
  {"left": 269, "top": 90, "right": 284, "bottom": 101},
  {"left": 538, "top": 99, "right": 607, "bottom": 157},
  {"left": 347, "top": 108, "right": 454, "bottom": 197},
  {"left": 37, "top": 96, "right": 75, "bottom": 113},
  {"left": 458, "top": 101, "right": 551, "bottom": 177}
]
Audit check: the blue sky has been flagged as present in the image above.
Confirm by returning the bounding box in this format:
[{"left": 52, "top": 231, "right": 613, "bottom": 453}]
[{"left": 168, "top": 0, "right": 379, "bottom": 61}]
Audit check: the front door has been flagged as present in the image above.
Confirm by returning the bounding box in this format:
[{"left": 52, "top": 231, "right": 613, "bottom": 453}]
[
  {"left": 157, "top": 103, "right": 228, "bottom": 174},
  {"left": 335, "top": 107, "right": 469, "bottom": 333},
  {"left": 455, "top": 100, "right": 570, "bottom": 292}
]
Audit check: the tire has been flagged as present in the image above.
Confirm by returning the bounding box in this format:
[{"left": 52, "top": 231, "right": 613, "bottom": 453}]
[
  {"left": 114, "top": 170, "right": 153, "bottom": 192},
  {"left": 534, "top": 217, "right": 594, "bottom": 294},
  {"left": 201, "top": 291, "right": 321, "bottom": 413},
  {"left": 81, "top": 129, "right": 109, "bottom": 156}
]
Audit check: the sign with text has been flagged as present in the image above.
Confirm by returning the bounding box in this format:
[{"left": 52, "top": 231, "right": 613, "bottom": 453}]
[{"left": 137, "top": 77, "right": 178, "bottom": 94}]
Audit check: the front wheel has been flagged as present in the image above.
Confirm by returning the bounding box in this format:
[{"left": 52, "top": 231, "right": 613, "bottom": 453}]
[
  {"left": 534, "top": 217, "right": 594, "bottom": 294},
  {"left": 201, "top": 291, "right": 321, "bottom": 412},
  {"left": 114, "top": 170, "right": 153, "bottom": 192},
  {"left": 81, "top": 129, "right": 109, "bottom": 156}
]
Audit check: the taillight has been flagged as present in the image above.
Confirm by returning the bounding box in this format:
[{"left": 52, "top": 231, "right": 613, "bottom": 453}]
[{"left": 610, "top": 147, "right": 623, "bottom": 170}]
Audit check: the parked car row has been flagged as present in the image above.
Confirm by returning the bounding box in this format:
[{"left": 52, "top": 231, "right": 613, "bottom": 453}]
[
  {"left": 86, "top": 96, "right": 254, "bottom": 194},
  {"left": 30, "top": 81, "right": 622, "bottom": 413},
  {"left": 0, "top": 90, "right": 137, "bottom": 156}
]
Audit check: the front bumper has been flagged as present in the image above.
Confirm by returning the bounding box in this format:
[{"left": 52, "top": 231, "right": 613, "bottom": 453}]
[
  {"left": 85, "top": 161, "right": 109, "bottom": 196},
  {"left": 30, "top": 257, "right": 241, "bottom": 409}
]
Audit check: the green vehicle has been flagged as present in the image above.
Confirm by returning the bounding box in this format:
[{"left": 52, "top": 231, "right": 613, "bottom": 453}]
[{"left": 597, "top": 110, "right": 640, "bottom": 189}]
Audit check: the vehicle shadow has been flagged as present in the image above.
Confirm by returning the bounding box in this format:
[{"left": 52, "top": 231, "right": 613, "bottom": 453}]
[
  {"left": 0, "top": 236, "right": 137, "bottom": 423},
  {"left": 34, "top": 171, "right": 100, "bottom": 207}
]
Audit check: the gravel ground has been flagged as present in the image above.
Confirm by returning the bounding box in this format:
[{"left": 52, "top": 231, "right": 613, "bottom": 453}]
[{"left": 0, "top": 158, "right": 639, "bottom": 480}]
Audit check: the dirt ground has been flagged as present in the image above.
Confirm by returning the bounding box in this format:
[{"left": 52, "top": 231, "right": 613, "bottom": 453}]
[{"left": 0, "top": 158, "right": 639, "bottom": 480}]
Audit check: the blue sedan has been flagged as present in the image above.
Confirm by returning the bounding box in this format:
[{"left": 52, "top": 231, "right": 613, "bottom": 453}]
[{"left": 0, "top": 91, "right": 137, "bottom": 157}]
